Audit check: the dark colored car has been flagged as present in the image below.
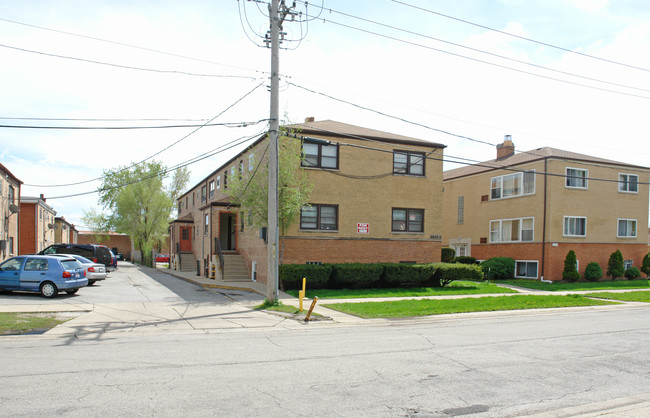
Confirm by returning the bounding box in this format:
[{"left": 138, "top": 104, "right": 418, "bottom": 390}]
[
  {"left": 109, "top": 250, "right": 118, "bottom": 269},
  {"left": 39, "top": 244, "right": 114, "bottom": 270},
  {"left": 0, "top": 255, "right": 87, "bottom": 298}
]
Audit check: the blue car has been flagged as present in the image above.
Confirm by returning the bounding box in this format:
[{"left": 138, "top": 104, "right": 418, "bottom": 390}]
[{"left": 0, "top": 255, "right": 88, "bottom": 298}]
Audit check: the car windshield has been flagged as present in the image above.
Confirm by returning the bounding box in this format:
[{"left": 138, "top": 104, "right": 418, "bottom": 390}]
[{"left": 61, "top": 260, "right": 82, "bottom": 270}]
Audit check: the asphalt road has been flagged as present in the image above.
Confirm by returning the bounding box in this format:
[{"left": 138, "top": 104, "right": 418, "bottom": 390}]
[{"left": 2, "top": 265, "right": 650, "bottom": 416}]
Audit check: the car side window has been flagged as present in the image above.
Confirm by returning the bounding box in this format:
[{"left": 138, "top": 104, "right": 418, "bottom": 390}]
[
  {"left": 25, "top": 258, "right": 49, "bottom": 271},
  {"left": 0, "top": 258, "right": 24, "bottom": 271},
  {"left": 42, "top": 246, "right": 57, "bottom": 254}
]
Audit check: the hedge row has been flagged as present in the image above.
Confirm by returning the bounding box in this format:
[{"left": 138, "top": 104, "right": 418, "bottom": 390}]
[{"left": 279, "top": 262, "right": 483, "bottom": 290}]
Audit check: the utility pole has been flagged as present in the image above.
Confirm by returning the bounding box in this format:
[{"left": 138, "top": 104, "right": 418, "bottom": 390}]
[{"left": 266, "top": 0, "right": 297, "bottom": 302}]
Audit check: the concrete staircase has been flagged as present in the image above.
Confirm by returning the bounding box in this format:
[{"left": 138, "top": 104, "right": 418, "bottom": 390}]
[
  {"left": 179, "top": 253, "right": 196, "bottom": 273},
  {"left": 221, "top": 254, "right": 249, "bottom": 281}
]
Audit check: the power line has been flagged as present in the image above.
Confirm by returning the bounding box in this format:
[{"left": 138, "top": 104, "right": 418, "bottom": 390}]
[
  {"left": 0, "top": 119, "right": 270, "bottom": 130},
  {"left": 0, "top": 42, "right": 259, "bottom": 80},
  {"left": 297, "top": 1, "right": 650, "bottom": 95},
  {"left": 391, "top": 0, "right": 650, "bottom": 73},
  {"left": 0, "top": 117, "right": 210, "bottom": 122},
  {"left": 23, "top": 82, "right": 266, "bottom": 188}
]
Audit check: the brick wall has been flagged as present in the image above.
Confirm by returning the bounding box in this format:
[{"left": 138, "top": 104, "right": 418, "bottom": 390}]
[{"left": 78, "top": 233, "right": 132, "bottom": 259}]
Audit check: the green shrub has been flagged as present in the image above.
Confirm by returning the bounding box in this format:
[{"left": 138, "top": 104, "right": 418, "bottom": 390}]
[
  {"left": 562, "top": 250, "right": 580, "bottom": 282},
  {"left": 328, "top": 263, "right": 383, "bottom": 289},
  {"left": 441, "top": 247, "right": 456, "bottom": 263},
  {"left": 279, "top": 264, "right": 332, "bottom": 290},
  {"left": 606, "top": 250, "right": 624, "bottom": 279},
  {"left": 433, "top": 263, "right": 483, "bottom": 287},
  {"left": 624, "top": 267, "right": 641, "bottom": 280},
  {"left": 381, "top": 263, "right": 436, "bottom": 287},
  {"left": 455, "top": 256, "right": 478, "bottom": 265},
  {"left": 584, "top": 262, "right": 603, "bottom": 282},
  {"left": 480, "top": 257, "right": 515, "bottom": 280},
  {"left": 641, "top": 253, "right": 650, "bottom": 278}
]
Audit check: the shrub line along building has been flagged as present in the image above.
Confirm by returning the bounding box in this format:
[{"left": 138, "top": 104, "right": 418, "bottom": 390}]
[
  {"left": 170, "top": 118, "right": 446, "bottom": 284},
  {"left": 442, "top": 137, "right": 650, "bottom": 281}
]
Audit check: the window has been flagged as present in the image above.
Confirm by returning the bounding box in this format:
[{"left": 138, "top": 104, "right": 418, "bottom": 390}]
[
  {"left": 515, "top": 261, "right": 538, "bottom": 278},
  {"left": 201, "top": 186, "right": 207, "bottom": 203},
  {"left": 489, "top": 218, "right": 534, "bottom": 243},
  {"left": 240, "top": 212, "right": 245, "bottom": 232},
  {"left": 8, "top": 186, "right": 14, "bottom": 204},
  {"left": 393, "top": 151, "right": 424, "bottom": 176},
  {"left": 457, "top": 196, "right": 464, "bottom": 224},
  {"left": 216, "top": 175, "right": 221, "bottom": 189},
  {"left": 9, "top": 237, "right": 13, "bottom": 254},
  {"left": 624, "top": 259, "right": 634, "bottom": 270},
  {"left": 490, "top": 171, "right": 535, "bottom": 200},
  {"left": 224, "top": 172, "right": 228, "bottom": 189},
  {"left": 302, "top": 141, "right": 338, "bottom": 169},
  {"left": 392, "top": 208, "right": 424, "bottom": 232},
  {"left": 619, "top": 173, "right": 638, "bottom": 193},
  {"left": 618, "top": 218, "right": 637, "bottom": 238},
  {"left": 300, "top": 204, "right": 338, "bottom": 230},
  {"left": 564, "top": 216, "right": 587, "bottom": 237},
  {"left": 249, "top": 153, "right": 255, "bottom": 171},
  {"left": 566, "top": 167, "right": 588, "bottom": 189},
  {"left": 178, "top": 202, "right": 182, "bottom": 214},
  {"left": 209, "top": 181, "right": 215, "bottom": 199},
  {"left": 181, "top": 228, "right": 189, "bottom": 240},
  {"left": 204, "top": 214, "right": 209, "bottom": 235},
  {"left": 239, "top": 160, "right": 243, "bottom": 179},
  {"left": 185, "top": 196, "right": 188, "bottom": 208},
  {"left": 231, "top": 166, "right": 235, "bottom": 178},
  {"left": 192, "top": 192, "right": 195, "bottom": 206}
]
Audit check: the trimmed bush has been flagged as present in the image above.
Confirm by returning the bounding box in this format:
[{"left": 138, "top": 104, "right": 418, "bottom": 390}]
[
  {"left": 624, "top": 266, "right": 641, "bottom": 280},
  {"left": 433, "top": 263, "right": 483, "bottom": 287},
  {"left": 328, "top": 263, "right": 383, "bottom": 289},
  {"left": 642, "top": 253, "right": 650, "bottom": 278},
  {"left": 455, "top": 256, "right": 478, "bottom": 265},
  {"left": 441, "top": 247, "right": 456, "bottom": 263},
  {"left": 584, "top": 262, "right": 603, "bottom": 282},
  {"left": 279, "top": 264, "right": 332, "bottom": 290},
  {"left": 381, "top": 263, "right": 436, "bottom": 288},
  {"left": 562, "top": 250, "right": 580, "bottom": 282},
  {"left": 606, "top": 250, "right": 625, "bottom": 280},
  {"left": 480, "top": 257, "right": 515, "bottom": 280}
]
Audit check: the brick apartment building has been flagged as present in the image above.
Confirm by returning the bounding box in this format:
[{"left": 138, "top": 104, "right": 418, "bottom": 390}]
[
  {"left": 0, "top": 163, "right": 22, "bottom": 261},
  {"left": 442, "top": 137, "right": 650, "bottom": 281},
  {"left": 19, "top": 194, "right": 57, "bottom": 255},
  {"left": 171, "top": 119, "right": 446, "bottom": 284}
]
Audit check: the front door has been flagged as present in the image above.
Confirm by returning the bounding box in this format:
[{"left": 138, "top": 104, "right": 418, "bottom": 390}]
[
  {"left": 180, "top": 226, "right": 192, "bottom": 252},
  {"left": 219, "top": 213, "right": 237, "bottom": 251}
]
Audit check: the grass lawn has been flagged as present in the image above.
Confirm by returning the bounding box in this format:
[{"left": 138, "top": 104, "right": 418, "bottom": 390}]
[
  {"left": 325, "top": 295, "right": 618, "bottom": 318},
  {"left": 0, "top": 312, "right": 68, "bottom": 335},
  {"left": 495, "top": 279, "right": 650, "bottom": 292},
  {"left": 285, "top": 281, "right": 516, "bottom": 299},
  {"left": 583, "top": 290, "right": 650, "bottom": 302}
]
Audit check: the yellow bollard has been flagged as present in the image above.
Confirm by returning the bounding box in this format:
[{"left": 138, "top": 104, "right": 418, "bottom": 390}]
[
  {"left": 305, "top": 296, "right": 318, "bottom": 322},
  {"left": 210, "top": 264, "right": 216, "bottom": 280},
  {"left": 298, "top": 277, "right": 307, "bottom": 312}
]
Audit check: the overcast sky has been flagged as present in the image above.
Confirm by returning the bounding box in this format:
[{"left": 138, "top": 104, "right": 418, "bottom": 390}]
[{"left": 1, "top": 0, "right": 649, "bottom": 228}]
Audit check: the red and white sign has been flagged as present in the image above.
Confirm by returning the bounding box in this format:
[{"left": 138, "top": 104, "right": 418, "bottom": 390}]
[{"left": 357, "top": 223, "right": 369, "bottom": 234}]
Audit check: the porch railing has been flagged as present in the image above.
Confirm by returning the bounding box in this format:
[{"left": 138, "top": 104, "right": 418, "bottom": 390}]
[{"left": 214, "top": 237, "right": 225, "bottom": 280}]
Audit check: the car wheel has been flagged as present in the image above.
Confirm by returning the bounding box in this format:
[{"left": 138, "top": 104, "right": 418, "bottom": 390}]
[
  {"left": 88, "top": 280, "right": 96, "bottom": 286},
  {"left": 65, "top": 289, "right": 79, "bottom": 295},
  {"left": 40, "top": 282, "right": 58, "bottom": 298}
]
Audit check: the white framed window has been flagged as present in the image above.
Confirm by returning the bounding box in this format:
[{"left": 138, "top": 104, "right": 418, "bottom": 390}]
[
  {"left": 457, "top": 196, "right": 464, "bottom": 224},
  {"left": 566, "top": 167, "right": 588, "bottom": 189},
  {"left": 249, "top": 153, "right": 255, "bottom": 171},
  {"left": 624, "top": 259, "right": 634, "bottom": 270},
  {"left": 489, "top": 217, "right": 534, "bottom": 243},
  {"left": 216, "top": 176, "right": 221, "bottom": 189},
  {"left": 564, "top": 216, "right": 587, "bottom": 237},
  {"left": 490, "top": 170, "right": 535, "bottom": 200},
  {"left": 618, "top": 173, "right": 638, "bottom": 193},
  {"left": 617, "top": 218, "right": 637, "bottom": 238},
  {"left": 515, "top": 261, "right": 538, "bottom": 278}
]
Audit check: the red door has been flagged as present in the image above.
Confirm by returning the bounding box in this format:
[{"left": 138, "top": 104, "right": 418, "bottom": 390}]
[{"left": 180, "top": 226, "right": 192, "bottom": 252}]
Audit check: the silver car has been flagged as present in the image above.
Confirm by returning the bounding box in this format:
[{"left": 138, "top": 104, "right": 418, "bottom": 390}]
[{"left": 52, "top": 254, "right": 107, "bottom": 285}]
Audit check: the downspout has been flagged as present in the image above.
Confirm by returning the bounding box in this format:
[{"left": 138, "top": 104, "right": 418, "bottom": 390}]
[{"left": 540, "top": 157, "right": 551, "bottom": 282}]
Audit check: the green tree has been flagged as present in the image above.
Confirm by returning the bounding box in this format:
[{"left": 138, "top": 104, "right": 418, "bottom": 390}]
[
  {"left": 225, "top": 135, "right": 313, "bottom": 262},
  {"left": 641, "top": 253, "right": 650, "bottom": 278},
  {"left": 606, "top": 249, "right": 624, "bottom": 280},
  {"left": 584, "top": 262, "right": 603, "bottom": 282},
  {"left": 83, "top": 161, "right": 189, "bottom": 266},
  {"left": 562, "top": 250, "right": 580, "bottom": 282}
]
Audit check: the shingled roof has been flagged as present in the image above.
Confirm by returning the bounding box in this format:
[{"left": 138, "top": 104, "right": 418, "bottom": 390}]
[
  {"left": 288, "top": 119, "right": 446, "bottom": 148},
  {"left": 444, "top": 147, "right": 649, "bottom": 181}
]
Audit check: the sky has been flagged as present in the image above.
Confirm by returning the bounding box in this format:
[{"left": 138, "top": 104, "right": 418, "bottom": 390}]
[{"left": 1, "top": 0, "right": 649, "bottom": 228}]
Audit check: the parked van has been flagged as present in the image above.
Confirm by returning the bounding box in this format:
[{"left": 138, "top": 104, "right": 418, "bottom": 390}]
[{"left": 39, "top": 244, "right": 115, "bottom": 270}]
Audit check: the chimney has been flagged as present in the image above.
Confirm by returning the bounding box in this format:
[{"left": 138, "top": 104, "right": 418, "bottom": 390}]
[
  {"left": 40, "top": 193, "right": 46, "bottom": 202},
  {"left": 496, "top": 135, "right": 515, "bottom": 159},
  {"left": 304, "top": 117, "right": 315, "bottom": 123}
]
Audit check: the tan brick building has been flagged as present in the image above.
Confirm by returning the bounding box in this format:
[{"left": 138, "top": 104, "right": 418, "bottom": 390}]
[
  {"left": 0, "top": 163, "right": 22, "bottom": 261},
  {"left": 54, "top": 216, "right": 76, "bottom": 244},
  {"left": 442, "top": 137, "right": 650, "bottom": 281},
  {"left": 171, "top": 119, "right": 445, "bottom": 283},
  {"left": 19, "top": 194, "right": 57, "bottom": 255}
]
